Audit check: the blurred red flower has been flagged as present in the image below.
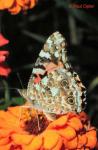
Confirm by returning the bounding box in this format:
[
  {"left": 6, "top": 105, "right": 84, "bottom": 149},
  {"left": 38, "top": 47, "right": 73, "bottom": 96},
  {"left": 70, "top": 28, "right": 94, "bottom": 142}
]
[
  {"left": 0, "top": 65, "right": 11, "bottom": 77},
  {"left": 0, "top": 34, "right": 9, "bottom": 47},
  {"left": 0, "top": 34, "right": 11, "bottom": 77},
  {"left": 0, "top": 51, "right": 9, "bottom": 63}
]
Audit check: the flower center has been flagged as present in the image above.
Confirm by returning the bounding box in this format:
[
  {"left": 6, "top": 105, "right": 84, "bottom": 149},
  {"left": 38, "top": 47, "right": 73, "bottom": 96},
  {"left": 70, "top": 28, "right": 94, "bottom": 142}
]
[
  {"left": 24, "top": 114, "right": 49, "bottom": 135},
  {"left": 20, "top": 108, "right": 49, "bottom": 135}
]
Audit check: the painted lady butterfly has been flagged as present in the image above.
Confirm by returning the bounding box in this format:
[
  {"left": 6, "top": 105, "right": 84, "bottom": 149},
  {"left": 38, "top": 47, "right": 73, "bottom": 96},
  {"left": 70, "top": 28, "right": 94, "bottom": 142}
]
[{"left": 18, "top": 31, "right": 86, "bottom": 118}]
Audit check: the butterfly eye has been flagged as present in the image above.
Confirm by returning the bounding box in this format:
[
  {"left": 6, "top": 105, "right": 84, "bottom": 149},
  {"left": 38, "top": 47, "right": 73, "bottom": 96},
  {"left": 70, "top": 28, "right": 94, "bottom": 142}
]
[
  {"left": 67, "top": 96, "right": 75, "bottom": 105},
  {"left": 61, "top": 79, "right": 68, "bottom": 88}
]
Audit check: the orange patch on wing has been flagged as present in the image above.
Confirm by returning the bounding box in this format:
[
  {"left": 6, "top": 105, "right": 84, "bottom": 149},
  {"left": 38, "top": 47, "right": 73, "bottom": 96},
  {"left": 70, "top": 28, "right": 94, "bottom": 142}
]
[
  {"left": 44, "top": 61, "right": 64, "bottom": 73},
  {"left": 34, "top": 74, "right": 41, "bottom": 84}
]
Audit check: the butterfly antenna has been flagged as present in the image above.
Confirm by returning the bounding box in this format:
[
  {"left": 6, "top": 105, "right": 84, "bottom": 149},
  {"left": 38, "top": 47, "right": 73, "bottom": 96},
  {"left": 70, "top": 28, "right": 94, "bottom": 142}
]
[
  {"left": 0, "top": 87, "right": 20, "bottom": 93},
  {"left": 16, "top": 72, "right": 24, "bottom": 89}
]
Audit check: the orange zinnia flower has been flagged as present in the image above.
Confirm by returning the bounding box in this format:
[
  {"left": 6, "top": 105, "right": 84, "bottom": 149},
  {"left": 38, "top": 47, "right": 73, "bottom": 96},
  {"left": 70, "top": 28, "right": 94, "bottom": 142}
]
[
  {"left": 0, "top": 0, "right": 37, "bottom": 15},
  {"left": 0, "top": 105, "right": 97, "bottom": 150}
]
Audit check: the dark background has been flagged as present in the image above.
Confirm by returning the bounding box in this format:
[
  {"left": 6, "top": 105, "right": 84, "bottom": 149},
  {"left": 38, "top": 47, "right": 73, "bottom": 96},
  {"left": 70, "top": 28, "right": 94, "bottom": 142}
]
[{"left": 0, "top": 0, "right": 98, "bottom": 128}]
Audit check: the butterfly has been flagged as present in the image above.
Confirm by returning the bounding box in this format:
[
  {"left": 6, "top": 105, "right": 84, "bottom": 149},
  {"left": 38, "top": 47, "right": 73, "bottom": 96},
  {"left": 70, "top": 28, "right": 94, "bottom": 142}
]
[{"left": 18, "top": 31, "right": 86, "bottom": 120}]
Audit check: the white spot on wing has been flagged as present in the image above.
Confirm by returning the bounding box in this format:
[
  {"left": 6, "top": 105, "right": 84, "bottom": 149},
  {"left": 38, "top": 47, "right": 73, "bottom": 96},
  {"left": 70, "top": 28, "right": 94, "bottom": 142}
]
[
  {"left": 32, "top": 68, "right": 45, "bottom": 75},
  {"left": 54, "top": 38, "right": 64, "bottom": 45},
  {"left": 50, "top": 87, "right": 59, "bottom": 97},
  {"left": 41, "top": 76, "right": 48, "bottom": 86},
  {"left": 62, "top": 49, "right": 67, "bottom": 63},
  {"left": 47, "top": 38, "right": 53, "bottom": 44},
  {"left": 35, "top": 84, "right": 41, "bottom": 91},
  {"left": 41, "top": 88, "right": 45, "bottom": 92},
  {"left": 39, "top": 50, "right": 51, "bottom": 59},
  {"left": 54, "top": 51, "right": 59, "bottom": 58}
]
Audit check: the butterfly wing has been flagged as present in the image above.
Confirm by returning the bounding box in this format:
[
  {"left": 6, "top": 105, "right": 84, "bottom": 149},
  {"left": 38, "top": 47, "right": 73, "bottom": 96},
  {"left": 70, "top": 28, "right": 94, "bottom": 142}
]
[
  {"left": 22, "top": 31, "right": 86, "bottom": 114},
  {"left": 18, "top": 89, "right": 28, "bottom": 101}
]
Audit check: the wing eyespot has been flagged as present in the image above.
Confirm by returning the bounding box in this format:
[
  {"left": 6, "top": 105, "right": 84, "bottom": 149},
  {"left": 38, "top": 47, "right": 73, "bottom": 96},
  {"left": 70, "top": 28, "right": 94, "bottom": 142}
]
[
  {"left": 60, "top": 79, "right": 69, "bottom": 88},
  {"left": 67, "top": 96, "right": 75, "bottom": 105}
]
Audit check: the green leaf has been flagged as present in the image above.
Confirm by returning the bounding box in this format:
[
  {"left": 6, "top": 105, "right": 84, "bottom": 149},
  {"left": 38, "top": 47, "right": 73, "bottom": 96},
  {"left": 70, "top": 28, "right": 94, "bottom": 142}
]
[
  {"left": 2, "top": 80, "right": 10, "bottom": 103},
  {"left": 11, "top": 97, "right": 26, "bottom": 105}
]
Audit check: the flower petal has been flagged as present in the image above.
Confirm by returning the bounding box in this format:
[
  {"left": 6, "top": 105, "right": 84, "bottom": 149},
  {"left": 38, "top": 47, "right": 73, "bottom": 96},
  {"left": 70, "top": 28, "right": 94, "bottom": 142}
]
[
  {"left": 16, "top": 0, "right": 25, "bottom": 6},
  {"left": 0, "top": 66, "right": 11, "bottom": 77},
  {"left": 0, "top": 0, "right": 37, "bottom": 14},
  {"left": 0, "top": 111, "right": 23, "bottom": 131},
  {"left": 67, "top": 136, "right": 78, "bottom": 149},
  {"left": 0, "top": 0, "right": 4, "bottom": 10},
  {"left": 43, "top": 130, "right": 60, "bottom": 149},
  {"left": 0, "top": 111, "right": 19, "bottom": 125},
  {"left": 0, "top": 34, "right": 9, "bottom": 46},
  {"left": 0, "top": 51, "right": 9, "bottom": 56},
  {"left": 67, "top": 116, "right": 83, "bottom": 131},
  {"left": 8, "top": 106, "right": 22, "bottom": 118},
  {"left": 0, "top": 129, "right": 13, "bottom": 138},
  {"left": 11, "top": 133, "right": 34, "bottom": 145},
  {"left": 0, "top": 55, "right": 6, "bottom": 62},
  {"left": 0, "top": 51, "right": 9, "bottom": 63},
  {"left": 0, "top": 137, "right": 10, "bottom": 145},
  {"left": 52, "top": 138, "right": 62, "bottom": 150},
  {"left": 77, "top": 134, "right": 87, "bottom": 149},
  {"left": 29, "top": 0, "right": 37, "bottom": 8},
  {"left": 8, "top": 3, "right": 21, "bottom": 15},
  {"left": 0, "top": 143, "right": 11, "bottom": 150},
  {"left": 5, "top": 0, "right": 14, "bottom": 8},
  {"left": 86, "top": 128, "right": 97, "bottom": 149},
  {"left": 27, "top": 135, "right": 43, "bottom": 150},
  {"left": 47, "top": 115, "right": 68, "bottom": 129},
  {"left": 58, "top": 126, "right": 76, "bottom": 140}
]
